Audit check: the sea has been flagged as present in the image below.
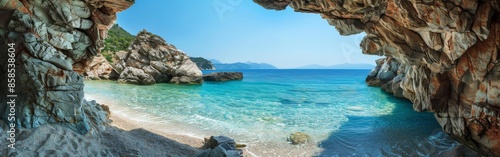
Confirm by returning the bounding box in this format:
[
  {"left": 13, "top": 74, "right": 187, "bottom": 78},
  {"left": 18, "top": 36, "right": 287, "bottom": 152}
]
[{"left": 84, "top": 69, "right": 479, "bottom": 156}]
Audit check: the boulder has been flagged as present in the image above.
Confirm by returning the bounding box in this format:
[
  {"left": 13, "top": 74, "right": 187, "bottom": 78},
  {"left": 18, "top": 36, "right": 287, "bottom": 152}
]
[
  {"left": 118, "top": 67, "right": 156, "bottom": 85},
  {"left": 113, "top": 30, "right": 203, "bottom": 84},
  {"left": 203, "top": 72, "right": 243, "bottom": 82},
  {"left": 287, "top": 132, "right": 311, "bottom": 145},
  {"left": 198, "top": 136, "right": 243, "bottom": 157}
]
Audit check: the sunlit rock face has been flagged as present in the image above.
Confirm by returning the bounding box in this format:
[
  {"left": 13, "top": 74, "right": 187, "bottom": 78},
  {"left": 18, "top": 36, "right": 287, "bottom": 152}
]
[
  {"left": 112, "top": 30, "right": 203, "bottom": 85},
  {"left": 0, "top": 0, "right": 133, "bottom": 135},
  {"left": 83, "top": 54, "right": 119, "bottom": 80},
  {"left": 254, "top": 0, "right": 500, "bottom": 155}
]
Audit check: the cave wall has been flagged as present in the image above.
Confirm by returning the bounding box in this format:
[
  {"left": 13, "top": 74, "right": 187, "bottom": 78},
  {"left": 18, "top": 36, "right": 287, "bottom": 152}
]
[
  {"left": 253, "top": 0, "right": 500, "bottom": 155},
  {"left": 0, "top": 0, "right": 133, "bottom": 135}
]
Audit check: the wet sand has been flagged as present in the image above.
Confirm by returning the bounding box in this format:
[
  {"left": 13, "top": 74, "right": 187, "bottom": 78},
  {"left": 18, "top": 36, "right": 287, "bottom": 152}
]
[{"left": 98, "top": 96, "right": 324, "bottom": 157}]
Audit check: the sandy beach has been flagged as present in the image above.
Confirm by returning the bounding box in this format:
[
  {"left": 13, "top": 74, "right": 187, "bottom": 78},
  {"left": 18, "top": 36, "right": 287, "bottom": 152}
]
[
  {"left": 103, "top": 105, "right": 204, "bottom": 156},
  {"left": 89, "top": 93, "right": 324, "bottom": 157}
]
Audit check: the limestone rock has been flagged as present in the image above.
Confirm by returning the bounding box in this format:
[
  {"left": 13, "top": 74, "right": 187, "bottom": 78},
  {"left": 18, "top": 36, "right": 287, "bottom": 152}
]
[
  {"left": 198, "top": 136, "right": 242, "bottom": 157},
  {"left": 0, "top": 0, "right": 133, "bottom": 135},
  {"left": 83, "top": 54, "right": 119, "bottom": 80},
  {"left": 254, "top": 0, "right": 500, "bottom": 155},
  {"left": 113, "top": 30, "right": 203, "bottom": 85},
  {"left": 203, "top": 72, "right": 243, "bottom": 82},
  {"left": 287, "top": 132, "right": 311, "bottom": 145},
  {"left": 118, "top": 67, "right": 156, "bottom": 85}
]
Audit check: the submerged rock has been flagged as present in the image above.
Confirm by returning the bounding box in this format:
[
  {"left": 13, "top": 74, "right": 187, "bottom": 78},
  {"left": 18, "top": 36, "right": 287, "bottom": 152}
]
[
  {"left": 203, "top": 72, "right": 243, "bottom": 82},
  {"left": 113, "top": 30, "right": 203, "bottom": 85},
  {"left": 288, "top": 132, "right": 311, "bottom": 145},
  {"left": 0, "top": 124, "right": 113, "bottom": 157}
]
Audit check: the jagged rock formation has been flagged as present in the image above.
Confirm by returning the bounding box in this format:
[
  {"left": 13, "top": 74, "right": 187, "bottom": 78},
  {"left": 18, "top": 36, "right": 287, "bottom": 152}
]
[
  {"left": 191, "top": 57, "right": 216, "bottom": 70},
  {"left": 198, "top": 136, "right": 242, "bottom": 157},
  {"left": 83, "top": 54, "right": 119, "bottom": 80},
  {"left": 112, "top": 30, "right": 203, "bottom": 85},
  {"left": 366, "top": 57, "right": 405, "bottom": 98},
  {"left": 203, "top": 72, "right": 243, "bottom": 82},
  {"left": 254, "top": 0, "right": 500, "bottom": 155},
  {"left": 0, "top": 0, "right": 133, "bottom": 135},
  {"left": 287, "top": 132, "right": 311, "bottom": 145}
]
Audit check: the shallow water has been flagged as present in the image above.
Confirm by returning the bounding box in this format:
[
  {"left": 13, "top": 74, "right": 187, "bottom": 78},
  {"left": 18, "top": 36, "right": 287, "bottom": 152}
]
[{"left": 84, "top": 69, "right": 478, "bottom": 156}]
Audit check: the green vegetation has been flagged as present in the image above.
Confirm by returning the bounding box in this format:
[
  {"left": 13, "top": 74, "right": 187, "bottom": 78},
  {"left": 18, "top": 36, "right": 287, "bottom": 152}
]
[
  {"left": 190, "top": 57, "right": 215, "bottom": 70},
  {"left": 102, "top": 24, "right": 135, "bottom": 62}
]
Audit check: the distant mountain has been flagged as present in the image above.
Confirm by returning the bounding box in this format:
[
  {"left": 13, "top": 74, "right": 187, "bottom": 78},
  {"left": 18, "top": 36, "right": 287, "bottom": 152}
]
[
  {"left": 244, "top": 62, "right": 277, "bottom": 69},
  {"left": 296, "top": 63, "right": 375, "bottom": 69},
  {"left": 190, "top": 57, "right": 216, "bottom": 70},
  {"left": 209, "top": 59, "right": 222, "bottom": 64},
  {"left": 212, "top": 61, "right": 278, "bottom": 70}
]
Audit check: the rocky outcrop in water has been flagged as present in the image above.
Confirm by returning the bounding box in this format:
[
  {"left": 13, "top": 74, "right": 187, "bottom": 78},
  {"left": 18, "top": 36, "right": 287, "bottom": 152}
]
[
  {"left": 0, "top": 0, "right": 133, "bottom": 135},
  {"left": 112, "top": 30, "right": 203, "bottom": 85},
  {"left": 287, "top": 132, "right": 311, "bottom": 145},
  {"left": 203, "top": 72, "right": 243, "bottom": 82},
  {"left": 366, "top": 57, "right": 405, "bottom": 98},
  {"left": 254, "top": 0, "right": 500, "bottom": 155},
  {"left": 83, "top": 54, "right": 119, "bottom": 80}
]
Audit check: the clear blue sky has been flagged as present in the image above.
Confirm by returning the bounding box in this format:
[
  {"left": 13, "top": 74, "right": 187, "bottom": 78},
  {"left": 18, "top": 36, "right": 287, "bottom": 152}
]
[{"left": 116, "top": 1, "right": 381, "bottom": 69}]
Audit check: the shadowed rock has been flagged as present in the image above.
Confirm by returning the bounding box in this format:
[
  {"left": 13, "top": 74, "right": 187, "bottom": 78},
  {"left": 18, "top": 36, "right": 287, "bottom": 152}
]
[
  {"left": 203, "top": 72, "right": 243, "bottom": 82},
  {"left": 0, "top": 0, "right": 133, "bottom": 135}
]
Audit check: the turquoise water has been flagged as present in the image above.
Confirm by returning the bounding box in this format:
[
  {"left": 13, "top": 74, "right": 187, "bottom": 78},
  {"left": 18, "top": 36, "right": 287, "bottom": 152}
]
[{"left": 84, "top": 69, "right": 477, "bottom": 156}]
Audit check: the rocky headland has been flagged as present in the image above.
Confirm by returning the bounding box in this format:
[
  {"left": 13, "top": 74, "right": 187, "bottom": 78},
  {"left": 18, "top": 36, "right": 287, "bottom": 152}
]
[
  {"left": 0, "top": 0, "right": 134, "bottom": 136},
  {"left": 254, "top": 0, "right": 500, "bottom": 155},
  {"left": 112, "top": 30, "right": 203, "bottom": 85}
]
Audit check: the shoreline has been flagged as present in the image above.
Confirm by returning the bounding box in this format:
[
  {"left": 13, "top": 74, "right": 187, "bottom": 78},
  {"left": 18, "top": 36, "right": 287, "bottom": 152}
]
[
  {"left": 107, "top": 102, "right": 206, "bottom": 148},
  {"left": 83, "top": 79, "right": 480, "bottom": 157},
  {"left": 86, "top": 93, "right": 324, "bottom": 156}
]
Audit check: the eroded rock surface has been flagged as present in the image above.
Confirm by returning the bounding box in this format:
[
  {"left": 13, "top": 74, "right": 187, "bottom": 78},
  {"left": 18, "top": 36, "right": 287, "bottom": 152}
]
[
  {"left": 83, "top": 54, "right": 119, "bottom": 80},
  {"left": 254, "top": 0, "right": 500, "bottom": 155},
  {"left": 0, "top": 0, "right": 133, "bottom": 135},
  {"left": 113, "top": 30, "right": 203, "bottom": 85},
  {"left": 287, "top": 132, "right": 311, "bottom": 145}
]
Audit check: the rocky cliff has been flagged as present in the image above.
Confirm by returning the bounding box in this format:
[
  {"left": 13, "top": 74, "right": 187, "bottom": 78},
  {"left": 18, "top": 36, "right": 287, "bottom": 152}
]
[
  {"left": 191, "top": 57, "right": 216, "bottom": 70},
  {"left": 83, "top": 54, "right": 119, "bottom": 80},
  {"left": 112, "top": 30, "right": 203, "bottom": 85},
  {"left": 254, "top": 0, "right": 500, "bottom": 155},
  {"left": 0, "top": 0, "right": 133, "bottom": 135}
]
